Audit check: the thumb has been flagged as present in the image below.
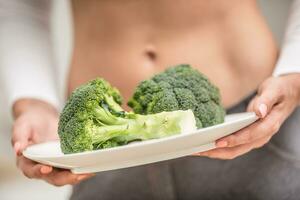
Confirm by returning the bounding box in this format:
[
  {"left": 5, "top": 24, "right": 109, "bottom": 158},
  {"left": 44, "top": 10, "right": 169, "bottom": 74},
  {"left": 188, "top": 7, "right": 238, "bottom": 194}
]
[
  {"left": 12, "top": 120, "right": 32, "bottom": 156},
  {"left": 252, "top": 88, "right": 281, "bottom": 119}
]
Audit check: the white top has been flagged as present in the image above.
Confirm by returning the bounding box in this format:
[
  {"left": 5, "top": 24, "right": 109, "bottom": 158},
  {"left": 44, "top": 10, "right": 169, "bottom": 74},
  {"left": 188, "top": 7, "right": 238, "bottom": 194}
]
[
  {"left": 1, "top": 0, "right": 300, "bottom": 109},
  {"left": 273, "top": 0, "right": 300, "bottom": 76},
  {"left": 0, "top": 0, "right": 60, "bottom": 109}
]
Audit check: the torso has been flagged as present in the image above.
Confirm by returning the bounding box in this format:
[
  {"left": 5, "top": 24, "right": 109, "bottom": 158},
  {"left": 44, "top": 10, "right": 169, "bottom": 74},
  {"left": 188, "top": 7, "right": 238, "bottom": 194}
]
[{"left": 69, "top": 0, "right": 278, "bottom": 109}]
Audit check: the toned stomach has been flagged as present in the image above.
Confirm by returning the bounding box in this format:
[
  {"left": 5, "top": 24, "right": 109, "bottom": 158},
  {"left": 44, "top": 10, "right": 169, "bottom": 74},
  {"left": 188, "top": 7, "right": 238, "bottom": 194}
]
[{"left": 69, "top": 0, "right": 278, "bottom": 109}]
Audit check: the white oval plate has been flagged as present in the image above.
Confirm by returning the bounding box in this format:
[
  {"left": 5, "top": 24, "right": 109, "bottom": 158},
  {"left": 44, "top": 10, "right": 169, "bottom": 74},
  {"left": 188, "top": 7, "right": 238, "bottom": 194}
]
[{"left": 23, "top": 112, "right": 258, "bottom": 174}]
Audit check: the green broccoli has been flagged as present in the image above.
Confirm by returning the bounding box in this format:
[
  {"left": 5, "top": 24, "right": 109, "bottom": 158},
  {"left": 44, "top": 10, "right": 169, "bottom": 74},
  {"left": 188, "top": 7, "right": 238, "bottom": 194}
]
[
  {"left": 128, "top": 64, "right": 225, "bottom": 128},
  {"left": 58, "top": 78, "right": 196, "bottom": 154}
]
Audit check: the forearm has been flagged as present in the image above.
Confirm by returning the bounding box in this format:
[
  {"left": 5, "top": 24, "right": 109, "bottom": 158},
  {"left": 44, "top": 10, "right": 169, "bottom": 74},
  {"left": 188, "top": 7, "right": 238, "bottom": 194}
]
[{"left": 13, "top": 98, "right": 58, "bottom": 119}]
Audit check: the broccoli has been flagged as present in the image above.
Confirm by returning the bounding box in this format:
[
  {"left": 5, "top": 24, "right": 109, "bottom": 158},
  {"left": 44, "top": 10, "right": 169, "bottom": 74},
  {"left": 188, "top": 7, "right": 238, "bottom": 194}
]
[
  {"left": 58, "top": 78, "right": 196, "bottom": 154},
  {"left": 128, "top": 64, "right": 225, "bottom": 128}
]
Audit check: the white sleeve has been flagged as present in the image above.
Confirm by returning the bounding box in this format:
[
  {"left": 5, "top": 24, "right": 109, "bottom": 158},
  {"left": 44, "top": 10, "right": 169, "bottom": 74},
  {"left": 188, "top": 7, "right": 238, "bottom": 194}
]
[
  {"left": 0, "top": 0, "right": 60, "bottom": 109},
  {"left": 273, "top": 0, "right": 300, "bottom": 76}
]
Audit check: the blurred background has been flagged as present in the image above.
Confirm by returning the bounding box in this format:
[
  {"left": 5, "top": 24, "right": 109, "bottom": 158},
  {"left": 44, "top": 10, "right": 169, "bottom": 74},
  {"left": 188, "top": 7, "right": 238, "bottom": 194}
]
[{"left": 0, "top": 0, "right": 293, "bottom": 199}]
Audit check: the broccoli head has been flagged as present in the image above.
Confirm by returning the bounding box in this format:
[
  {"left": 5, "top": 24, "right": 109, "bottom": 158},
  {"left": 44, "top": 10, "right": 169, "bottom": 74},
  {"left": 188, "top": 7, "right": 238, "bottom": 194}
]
[
  {"left": 128, "top": 64, "right": 225, "bottom": 128},
  {"left": 58, "top": 78, "right": 196, "bottom": 154}
]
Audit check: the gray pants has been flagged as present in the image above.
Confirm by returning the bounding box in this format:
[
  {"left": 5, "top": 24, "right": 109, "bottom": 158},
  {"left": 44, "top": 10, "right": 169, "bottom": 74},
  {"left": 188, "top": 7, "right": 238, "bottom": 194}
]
[{"left": 71, "top": 94, "right": 300, "bottom": 200}]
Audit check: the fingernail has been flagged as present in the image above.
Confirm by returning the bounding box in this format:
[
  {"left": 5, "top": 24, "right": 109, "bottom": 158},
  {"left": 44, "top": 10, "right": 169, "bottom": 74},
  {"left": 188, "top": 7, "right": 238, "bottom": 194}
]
[
  {"left": 14, "top": 142, "right": 21, "bottom": 155},
  {"left": 40, "top": 166, "right": 52, "bottom": 174},
  {"left": 216, "top": 141, "right": 228, "bottom": 148},
  {"left": 77, "top": 175, "right": 89, "bottom": 181},
  {"left": 259, "top": 104, "right": 268, "bottom": 118}
]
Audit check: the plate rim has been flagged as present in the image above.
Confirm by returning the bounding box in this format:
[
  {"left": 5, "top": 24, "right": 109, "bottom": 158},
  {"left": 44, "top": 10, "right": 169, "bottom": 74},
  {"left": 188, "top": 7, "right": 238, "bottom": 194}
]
[{"left": 23, "top": 112, "right": 258, "bottom": 160}]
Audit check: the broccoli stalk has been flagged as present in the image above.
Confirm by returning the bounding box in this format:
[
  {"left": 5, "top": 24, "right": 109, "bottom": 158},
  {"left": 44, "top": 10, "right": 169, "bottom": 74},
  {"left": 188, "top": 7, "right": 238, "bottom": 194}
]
[
  {"left": 90, "top": 107, "right": 196, "bottom": 150},
  {"left": 58, "top": 78, "right": 196, "bottom": 154}
]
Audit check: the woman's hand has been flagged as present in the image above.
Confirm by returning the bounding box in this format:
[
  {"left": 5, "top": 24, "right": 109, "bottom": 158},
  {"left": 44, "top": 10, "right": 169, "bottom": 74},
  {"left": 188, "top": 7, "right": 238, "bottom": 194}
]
[
  {"left": 196, "top": 73, "right": 300, "bottom": 159},
  {"left": 12, "top": 99, "right": 94, "bottom": 186}
]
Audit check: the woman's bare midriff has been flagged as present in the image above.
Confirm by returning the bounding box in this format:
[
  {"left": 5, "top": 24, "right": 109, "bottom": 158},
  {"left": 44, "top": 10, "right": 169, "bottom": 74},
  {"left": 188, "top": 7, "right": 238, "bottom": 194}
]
[{"left": 69, "top": 0, "right": 278, "bottom": 109}]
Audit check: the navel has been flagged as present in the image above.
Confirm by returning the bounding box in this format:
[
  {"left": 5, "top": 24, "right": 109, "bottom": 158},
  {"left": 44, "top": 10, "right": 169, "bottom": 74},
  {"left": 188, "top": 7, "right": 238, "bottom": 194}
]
[{"left": 144, "top": 45, "right": 157, "bottom": 62}]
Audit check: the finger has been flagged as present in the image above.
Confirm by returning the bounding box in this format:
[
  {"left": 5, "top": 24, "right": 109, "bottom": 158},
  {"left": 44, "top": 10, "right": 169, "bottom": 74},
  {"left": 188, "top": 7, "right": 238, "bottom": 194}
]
[
  {"left": 44, "top": 170, "right": 95, "bottom": 186},
  {"left": 199, "top": 136, "right": 271, "bottom": 159},
  {"left": 216, "top": 105, "right": 284, "bottom": 148},
  {"left": 246, "top": 96, "right": 257, "bottom": 112},
  {"left": 252, "top": 87, "right": 282, "bottom": 118},
  {"left": 17, "top": 156, "right": 94, "bottom": 185},
  {"left": 17, "top": 156, "right": 52, "bottom": 178},
  {"left": 12, "top": 121, "right": 32, "bottom": 155}
]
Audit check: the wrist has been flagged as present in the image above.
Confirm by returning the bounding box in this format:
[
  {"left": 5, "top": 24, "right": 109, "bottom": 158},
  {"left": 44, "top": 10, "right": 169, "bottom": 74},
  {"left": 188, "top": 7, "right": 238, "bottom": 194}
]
[
  {"left": 13, "top": 98, "right": 58, "bottom": 119},
  {"left": 279, "top": 73, "right": 300, "bottom": 105}
]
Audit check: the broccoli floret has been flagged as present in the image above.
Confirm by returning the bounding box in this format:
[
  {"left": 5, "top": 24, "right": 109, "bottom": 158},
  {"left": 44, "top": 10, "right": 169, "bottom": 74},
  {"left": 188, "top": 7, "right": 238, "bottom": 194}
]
[
  {"left": 128, "top": 64, "right": 225, "bottom": 128},
  {"left": 58, "top": 78, "right": 196, "bottom": 154}
]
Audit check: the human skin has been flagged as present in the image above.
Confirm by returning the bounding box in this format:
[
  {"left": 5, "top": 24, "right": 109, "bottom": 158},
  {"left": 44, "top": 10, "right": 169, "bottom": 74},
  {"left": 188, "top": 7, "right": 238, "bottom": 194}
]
[
  {"left": 12, "top": 99, "right": 94, "bottom": 186},
  {"left": 69, "top": 0, "right": 277, "bottom": 108},
  {"left": 195, "top": 74, "right": 300, "bottom": 159},
  {"left": 12, "top": 0, "right": 300, "bottom": 185}
]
